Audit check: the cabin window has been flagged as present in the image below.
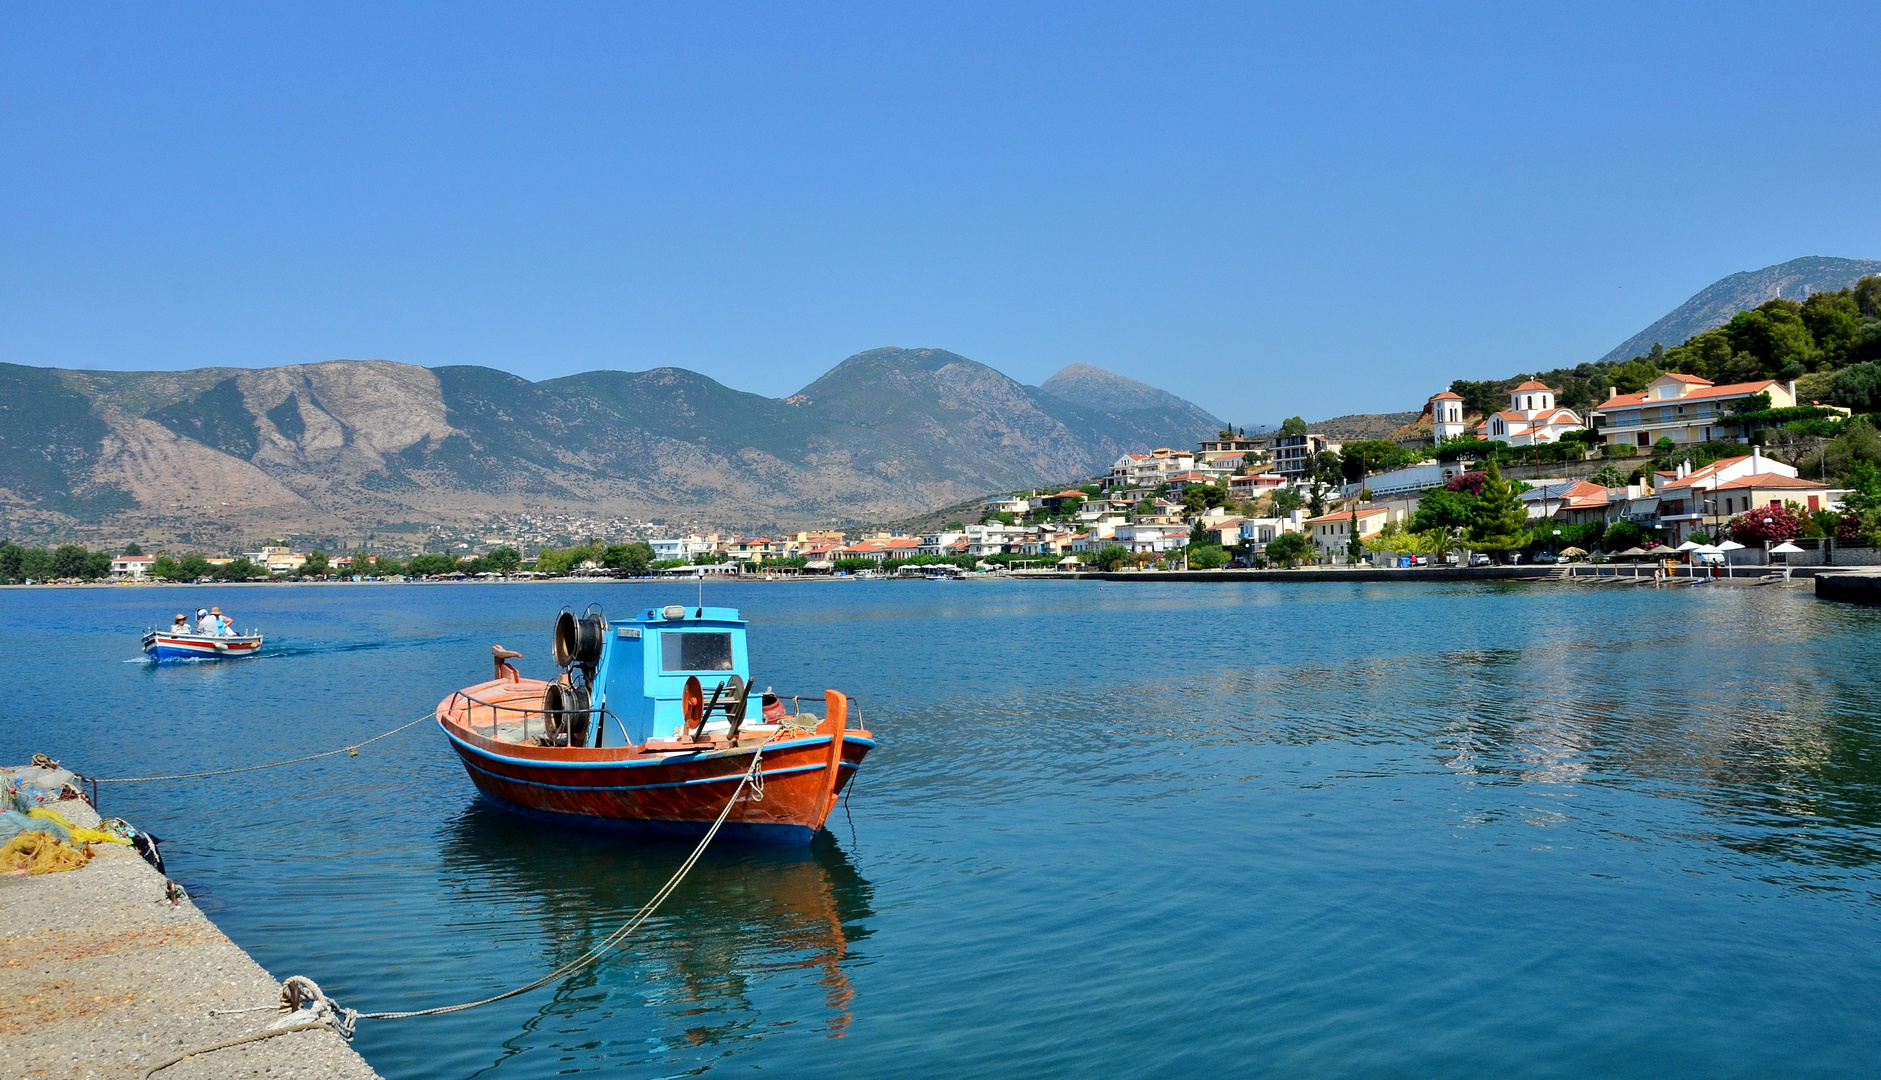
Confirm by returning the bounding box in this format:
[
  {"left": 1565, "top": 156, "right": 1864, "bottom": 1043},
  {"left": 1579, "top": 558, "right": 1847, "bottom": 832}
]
[{"left": 661, "top": 632, "right": 734, "bottom": 672}]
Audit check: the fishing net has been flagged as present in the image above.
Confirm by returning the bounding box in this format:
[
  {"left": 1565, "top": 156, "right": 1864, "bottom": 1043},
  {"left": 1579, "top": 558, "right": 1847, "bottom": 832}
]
[{"left": 0, "top": 831, "right": 90, "bottom": 875}]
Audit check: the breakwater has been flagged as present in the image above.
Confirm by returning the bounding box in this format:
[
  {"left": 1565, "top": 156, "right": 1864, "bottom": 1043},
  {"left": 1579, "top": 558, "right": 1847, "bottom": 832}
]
[
  {"left": 0, "top": 770, "right": 383, "bottom": 1079},
  {"left": 1817, "top": 568, "right": 1881, "bottom": 604}
]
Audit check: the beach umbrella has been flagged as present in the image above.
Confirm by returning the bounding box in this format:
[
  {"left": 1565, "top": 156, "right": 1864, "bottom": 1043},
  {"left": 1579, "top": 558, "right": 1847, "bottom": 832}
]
[
  {"left": 1559, "top": 546, "right": 1587, "bottom": 558},
  {"left": 1770, "top": 541, "right": 1803, "bottom": 554},
  {"left": 1717, "top": 540, "right": 1745, "bottom": 551},
  {"left": 1692, "top": 544, "right": 1721, "bottom": 555},
  {"left": 1617, "top": 546, "right": 1646, "bottom": 557},
  {"left": 1676, "top": 540, "right": 1701, "bottom": 551}
]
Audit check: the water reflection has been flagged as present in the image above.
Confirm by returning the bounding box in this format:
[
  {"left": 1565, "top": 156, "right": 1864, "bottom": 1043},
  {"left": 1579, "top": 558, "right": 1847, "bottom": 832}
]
[{"left": 435, "top": 802, "right": 873, "bottom": 1069}]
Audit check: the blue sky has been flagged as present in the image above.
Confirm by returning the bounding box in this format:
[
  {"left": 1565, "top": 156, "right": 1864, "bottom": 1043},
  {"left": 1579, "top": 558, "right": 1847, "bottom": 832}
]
[{"left": 3, "top": 3, "right": 1878, "bottom": 424}]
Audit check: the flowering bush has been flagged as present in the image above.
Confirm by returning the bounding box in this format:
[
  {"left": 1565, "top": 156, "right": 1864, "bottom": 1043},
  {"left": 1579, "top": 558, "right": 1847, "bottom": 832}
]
[
  {"left": 1446, "top": 471, "right": 1488, "bottom": 496},
  {"left": 1727, "top": 501, "right": 1808, "bottom": 545}
]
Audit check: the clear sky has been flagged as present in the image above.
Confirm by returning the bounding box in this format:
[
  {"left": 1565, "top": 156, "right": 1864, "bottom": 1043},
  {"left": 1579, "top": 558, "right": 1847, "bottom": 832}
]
[{"left": 3, "top": 3, "right": 1878, "bottom": 425}]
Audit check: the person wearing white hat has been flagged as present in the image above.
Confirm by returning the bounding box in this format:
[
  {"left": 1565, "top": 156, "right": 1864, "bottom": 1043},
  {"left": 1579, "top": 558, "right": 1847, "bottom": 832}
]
[{"left": 196, "top": 608, "right": 215, "bottom": 634}]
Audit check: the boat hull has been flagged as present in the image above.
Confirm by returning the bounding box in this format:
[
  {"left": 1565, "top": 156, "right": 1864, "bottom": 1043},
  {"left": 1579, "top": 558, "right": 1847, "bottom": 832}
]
[
  {"left": 437, "top": 680, "right": 873, "bottom": 846},
  {"left": 141, "top": 631, "right": 264, "bottom": 661}
]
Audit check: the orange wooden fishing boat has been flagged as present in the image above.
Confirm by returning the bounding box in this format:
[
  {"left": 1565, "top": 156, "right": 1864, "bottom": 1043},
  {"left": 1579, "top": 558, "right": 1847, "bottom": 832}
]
[{"left": 436, "top": 604, "right": 873, "bottom": 845}]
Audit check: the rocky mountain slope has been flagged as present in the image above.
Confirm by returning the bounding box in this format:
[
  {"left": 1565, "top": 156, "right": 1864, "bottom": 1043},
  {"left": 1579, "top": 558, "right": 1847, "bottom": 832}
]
[
  {"left": 0, "top": 349, "right": 1223, "bottom": 545},
  {"left": 1601, "top": 255, "right": 1881, "bottom": 363}
]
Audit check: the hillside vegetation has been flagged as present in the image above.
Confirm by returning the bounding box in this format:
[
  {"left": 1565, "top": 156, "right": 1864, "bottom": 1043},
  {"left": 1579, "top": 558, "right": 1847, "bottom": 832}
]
[{"left": 1450, "top": 275, "right": 1881, "bottom": 419}]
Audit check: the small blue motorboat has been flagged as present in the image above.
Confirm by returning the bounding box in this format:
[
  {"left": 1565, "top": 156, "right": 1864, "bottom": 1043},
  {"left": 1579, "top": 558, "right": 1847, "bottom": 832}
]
[{"left": 141, "top": 622, "right": 264, "bottom": 661}]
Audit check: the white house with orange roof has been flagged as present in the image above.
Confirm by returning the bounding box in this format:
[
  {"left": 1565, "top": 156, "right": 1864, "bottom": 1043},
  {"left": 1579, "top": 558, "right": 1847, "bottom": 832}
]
[
  {"left": 1590, "top": 373, "right": 1795, "bottom": 451},
  {"left": 1652, "top": 446, "right": 1799, "bottom": 541},
  {"left": 1428, "top": 391, "right": 1469, "bottom": 442},
  {"left": 1476, "top": 382, "right": 1585, "bottom": 446},
  {"left": 1304, "top": 505, "right": 1395, "bottom": 558}
]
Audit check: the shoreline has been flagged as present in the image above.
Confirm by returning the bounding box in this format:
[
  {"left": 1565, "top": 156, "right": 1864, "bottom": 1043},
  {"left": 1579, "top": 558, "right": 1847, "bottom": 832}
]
[{"left": 0, "top": 772, "right": 383, "bottom": 1079}]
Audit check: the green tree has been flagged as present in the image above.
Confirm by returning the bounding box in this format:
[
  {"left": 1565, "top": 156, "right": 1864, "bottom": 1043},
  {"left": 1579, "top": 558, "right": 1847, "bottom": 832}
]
[
  {"left": 52, "top": 545, "right": 90, "bottom": 579},
  {"left": 1468, "top": 461, "right": 1529, "bottom": 557},
  {"left": 603, "top": 541, "right": 654, "bottom": 575},
  {"left": 83, "top": 550, "right": 112, "bottom": 579},
  {"left": 1188, "top": 544, "right": 1229, "bottom": 569},
  {"left": 122, "top": 542, "right": 143, "bottom": 556},
  {"left": 1601, "top": 520, "right": 1647, "bottom": 551},
  {"left": 1265, "top": 531, "right": 1312, "bottom": 567},
  {"left": 483, "top": 546, "right": 522, "bottom": 573},
  {"left": 406, "top": 553, "right": 459, "bottom": 577},
  {"left": 1094, "top": 545, "right": 1129, "bottom": 571},
  {"left": 1270, "top": 487, "right": 1304, "bottom": 516},
  {"left": 1411, "top": 488, "right": 1477, "bottom": 532},
  {"left": 0, "top": 543, "right": 24, "bottom": 582},
  {"left": 301, "top": 550, "right": 330, "bottom": 577},
  {"left": 215, "top": 557, "right": 264, "bottom": 581},
  {"left": 1278, "top": 416, "right": 1308, "bottom": 437},
  {"left": 1346, "top": 510, "right": 1364, "bottom": 561},
  {"left": 1587, "top": 464, "right": 1629, "bottom": 488},
  {"left": 20, "top": 547, "right": 54, "bottom": 581},
  {"left": 178, "top": 554, "right": 211, "bottom": 580}
]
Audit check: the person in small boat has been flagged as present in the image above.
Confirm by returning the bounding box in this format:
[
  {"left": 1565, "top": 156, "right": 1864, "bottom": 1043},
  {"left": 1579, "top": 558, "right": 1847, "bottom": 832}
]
[
  {"left": 171, "top": 613, "right": 190, "bottom": 633},
  {"left": 212, "top": 607, "right": 233, "bottom": 636},
  {"left": 195, "top": 608, "right": 215, "bottom": 634}
]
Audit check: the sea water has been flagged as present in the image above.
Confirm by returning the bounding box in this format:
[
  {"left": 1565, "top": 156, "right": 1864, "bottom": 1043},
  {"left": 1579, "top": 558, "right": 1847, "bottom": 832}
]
[{"left": 4, "top": 579, "right": 1880, "bottom": 1077}]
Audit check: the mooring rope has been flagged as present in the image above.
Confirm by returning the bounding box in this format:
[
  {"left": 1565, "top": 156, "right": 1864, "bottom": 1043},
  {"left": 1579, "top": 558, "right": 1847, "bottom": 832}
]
[
  {"left": 89, "top": 713, "right": 434, "bottom": 785},
  {"left": 148, "top": 740, "right": 769, "bottom": 1076}
]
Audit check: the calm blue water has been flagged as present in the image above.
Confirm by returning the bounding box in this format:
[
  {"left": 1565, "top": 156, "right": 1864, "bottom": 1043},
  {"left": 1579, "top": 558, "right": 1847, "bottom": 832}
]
[{"left": 5, "top": 579, "right": 1881, "bottom": 1077}]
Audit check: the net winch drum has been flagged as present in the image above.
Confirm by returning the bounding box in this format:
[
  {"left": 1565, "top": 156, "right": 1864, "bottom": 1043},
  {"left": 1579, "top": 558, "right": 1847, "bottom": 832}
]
[
  {"left": 542, "top": 680, "right": 592, "bottom": 745},
  {"left": 553, "top": 608, "right": 607, "bottom": 670}
]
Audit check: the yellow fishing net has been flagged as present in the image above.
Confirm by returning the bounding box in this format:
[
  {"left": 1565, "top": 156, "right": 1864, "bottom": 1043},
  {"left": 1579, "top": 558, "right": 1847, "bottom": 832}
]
[
  {"left": 27, "top": 807, "right": 130, "bottom": 846},
  {"left": 0, "top": 831, "right": 91, "bottom": 874}
]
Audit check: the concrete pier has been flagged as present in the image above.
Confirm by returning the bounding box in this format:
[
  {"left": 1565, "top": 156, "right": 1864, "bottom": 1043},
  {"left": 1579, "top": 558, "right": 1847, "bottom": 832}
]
[
  {"left": 1816, "top": 568, "right": 1881, "bottom": 605},
  {"left": 0, "top": 779, "right": 382, "bottom": 1080}
]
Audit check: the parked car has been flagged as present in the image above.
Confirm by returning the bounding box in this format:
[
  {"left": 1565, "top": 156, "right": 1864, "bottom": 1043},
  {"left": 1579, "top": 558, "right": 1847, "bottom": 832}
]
[
  {"left": 1470, "top": 553, "right": 1492, "bottom": 566},
  {"left": 1532, "top": 552, "right": 1559, "bottom": 564}
]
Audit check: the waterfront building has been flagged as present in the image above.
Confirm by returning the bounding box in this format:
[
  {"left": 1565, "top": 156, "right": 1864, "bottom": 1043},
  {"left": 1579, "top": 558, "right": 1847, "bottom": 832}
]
[
  {"left": 1304, "top": 506, "right": 1393, "bottom": 557},
  {"left": 110, "top": 554, "right": 156, "bottom": 581},
  {"left": 1590, "top": 374, "right": 1796, "bottom": 450}
]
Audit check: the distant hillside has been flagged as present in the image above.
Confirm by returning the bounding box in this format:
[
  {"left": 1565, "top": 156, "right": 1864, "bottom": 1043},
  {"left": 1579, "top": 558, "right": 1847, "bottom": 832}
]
[
  {"left": 1307, "top": 412, "right": 1421, "bottom": 441},
  {"left": 1602, "top": 256, "right": 1881, "bottom": 363},
  {"left": 1041, "top": 363, "right": 1223, "bottom": 429},
  {"left": 0, "top": 350, "right": 1222, "bottom": 546}
]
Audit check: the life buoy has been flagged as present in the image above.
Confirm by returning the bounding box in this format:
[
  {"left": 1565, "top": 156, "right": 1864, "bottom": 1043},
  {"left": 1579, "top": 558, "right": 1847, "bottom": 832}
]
[{"left": 682, "top": 675, "right": 704, "bottom": 739}]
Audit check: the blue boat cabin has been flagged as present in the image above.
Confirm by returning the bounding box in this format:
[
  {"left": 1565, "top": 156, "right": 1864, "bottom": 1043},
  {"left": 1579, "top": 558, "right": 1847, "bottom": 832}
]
[{"left": 596, "top": 605, "right": 750, "bottom": 744}]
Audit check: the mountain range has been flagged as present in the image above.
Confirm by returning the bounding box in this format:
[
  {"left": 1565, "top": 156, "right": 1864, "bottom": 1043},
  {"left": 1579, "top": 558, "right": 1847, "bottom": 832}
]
[
  {"left": 1599, "top": 255, "right": 1881, "bottom": 364},
  {"left": 0, "top": 349, "right": 1223, "bottom": 547}
]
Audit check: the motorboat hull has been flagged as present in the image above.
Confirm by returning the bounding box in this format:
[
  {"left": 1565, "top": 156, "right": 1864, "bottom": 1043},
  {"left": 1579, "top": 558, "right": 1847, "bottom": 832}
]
[
  {"left": 141, "top": 631, "right": 264, "bottom": 661},
  {"left": 437, "top": 678, "right": 873, "bottom": 845}
]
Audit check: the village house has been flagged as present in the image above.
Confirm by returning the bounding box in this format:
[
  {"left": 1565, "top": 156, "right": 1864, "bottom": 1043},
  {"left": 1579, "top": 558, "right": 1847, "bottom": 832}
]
[
  {"left": 1590, "top": 374, "right": 1796, "bottom": 450},
  {"left": 1106, "top": 447, "right": 1199, "bottom": 489},
  {"left": 1476, "top": 382, "right": 1585, "bottom": 446},
  {"left": 1228, "top": 473, "right": 1289, "bottom": 500},
  {"left": 241, "top": 546, "right": 306, "bottom": 574},
  {"left": 1304, "top": 506, "right": 1394, "bottom": 557},
  {"left": 1270, "top": 433, "right": 1339, "bottom": 479},
  {"left": 110, "top": 554, "right": 156, "bottom": 581}
]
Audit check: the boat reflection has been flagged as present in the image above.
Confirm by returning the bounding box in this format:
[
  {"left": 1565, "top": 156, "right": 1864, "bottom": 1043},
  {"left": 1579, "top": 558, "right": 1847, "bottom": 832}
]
[{"left": 435, "top": 800, "right": 873, "bottom": 1062}]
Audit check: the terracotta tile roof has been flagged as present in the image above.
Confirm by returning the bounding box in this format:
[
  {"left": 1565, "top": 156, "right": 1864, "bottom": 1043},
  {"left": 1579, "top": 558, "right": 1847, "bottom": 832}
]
[
  {"left": 1710, "top": 473, "right": 1829, "bottom": 491},
  {"left": 1596, "top": 379, "right": 1777, "bottom": 411},
  {"left": 1429, "top": 391, "right": 1463, "bottom": 400},
  {"left": 1511, "top": 380, "right": 1552, "bottom": 392},
  {"left": 1304, "top": 507, "right": 1390, "bottom": 524},
  {"left": 1557, "top": 480, "right": 1611, "bottom": 508}
]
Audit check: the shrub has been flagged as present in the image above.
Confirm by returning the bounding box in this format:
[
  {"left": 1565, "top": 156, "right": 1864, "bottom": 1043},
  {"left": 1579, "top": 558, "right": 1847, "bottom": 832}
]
[
  {"left": 1728, "top": 502, "right": 1808, "bottom": 545},
  {"left": 1187, "top": 544, "right": 1229, "bottom": 569}
]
